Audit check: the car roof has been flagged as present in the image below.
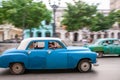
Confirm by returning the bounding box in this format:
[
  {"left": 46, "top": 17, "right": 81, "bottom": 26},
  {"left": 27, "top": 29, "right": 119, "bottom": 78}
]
[
  {"left": 97, "top": 38, "right": 118, "bottom": 41},
  {"left": 23, "top": 37, "right": 61, "bottom": 42}
]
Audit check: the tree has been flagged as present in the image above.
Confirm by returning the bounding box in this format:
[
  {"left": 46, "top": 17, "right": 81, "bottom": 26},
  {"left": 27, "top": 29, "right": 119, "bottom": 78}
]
[
  {"left": 0, "top": 7, "right": 5, "bottom": 24},
  {"left": 61, "top": 0, "right": 117, "bottom": 32},
  {"left": 89, "top": 11, "right": 117, "bottom": 31},
  {"left": 114, "top": 10, "right": 120, "bottom": 27},
  {"left": 61, "top": 0, "right": 97, "bottom": 31},
  {"left": 1, "top": 0, "right": 52, "bottom": 37}
]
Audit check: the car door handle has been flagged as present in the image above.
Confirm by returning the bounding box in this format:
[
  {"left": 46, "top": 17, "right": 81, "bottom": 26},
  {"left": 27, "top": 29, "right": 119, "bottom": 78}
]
[
  {"left": 47, "top": 50, "right": 51, "bottom": 54},
  {"left": 28, "top": 51, "right": 31, "bottom": 54}
]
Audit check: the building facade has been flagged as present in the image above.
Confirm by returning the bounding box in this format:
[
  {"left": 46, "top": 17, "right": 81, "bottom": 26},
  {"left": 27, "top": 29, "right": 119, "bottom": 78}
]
[
  {"left": 54, "top": 8, "right": 120, "bottom": 42},
  {"left": 56, "top": 29, "right": 120, "bottom": 42},
  {"left": 0, "top": 24, "right": 22, "bottom": 41},
  {"left": 110, "top": 0, "right": 120, "bottom": 10},
  {"left": 24, "top": 21, "right": 53, "bottom": 38}
]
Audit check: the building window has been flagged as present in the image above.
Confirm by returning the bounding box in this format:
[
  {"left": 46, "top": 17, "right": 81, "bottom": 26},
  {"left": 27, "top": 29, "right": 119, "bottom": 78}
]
[
  {"left": 45, "top": 31, "right": 51, "bottom": 37},
  {"left": 104, "top": 32, "right": 108, "bottom": 38},
  {"left": 29, "top": 31, "right": 33, "bottom": 37},
  {"left": 37, "top": 32, "right": 42, "bottom": 37},
  {"left": 97, "top": 34, "right": 101, "bottom": 39},
  {"left": 111, "top": 32, "right": 114, "bottom": 38},
  {"left": 90, "top": 34, "right": 94, "bottom": 39},
  {"left": 45, "top": 20, "right": 49, "bottom": 25},
  {"left": 73, "top": 32, "right": 78, "bottom": 41},
  {"left": 118, "top": 32, "right": 120, "bottom": 39}
]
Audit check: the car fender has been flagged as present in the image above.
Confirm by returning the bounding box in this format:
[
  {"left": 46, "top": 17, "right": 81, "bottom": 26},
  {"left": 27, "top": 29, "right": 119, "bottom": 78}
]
[
  {"left": 0, "top": 53, "right": 28, "bottom": 68},
  {"left": 67, "top": 51, "right": 97, "bottom": 68}
]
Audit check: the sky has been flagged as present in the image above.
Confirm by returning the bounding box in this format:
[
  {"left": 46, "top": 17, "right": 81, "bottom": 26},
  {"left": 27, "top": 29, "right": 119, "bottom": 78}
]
[
  {"left": 0, "top": 0, "right": 110, "bottom": 10},
  {"left": 40, "top": 0, "right": 110, "bottom": 10},
  {"left": 83, "top": 0, "right": 110, "bottom": 9}
]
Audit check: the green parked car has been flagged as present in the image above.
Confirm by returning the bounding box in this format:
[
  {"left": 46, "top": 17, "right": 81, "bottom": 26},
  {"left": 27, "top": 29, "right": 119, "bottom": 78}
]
[{"left": 86, "top": 38, "right": 120, "bottom": 57}]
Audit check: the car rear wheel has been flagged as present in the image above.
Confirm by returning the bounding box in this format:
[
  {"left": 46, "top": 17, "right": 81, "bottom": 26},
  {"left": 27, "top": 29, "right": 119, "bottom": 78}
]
[
  {"left": 97, "top": 51, "right": 103, "bottom": 58},
  {"left": 10, "top": 63, "right": 25, "bottom": 75},
  {"left": 77, "top": 59, "right": 91, "bottom": 72}
]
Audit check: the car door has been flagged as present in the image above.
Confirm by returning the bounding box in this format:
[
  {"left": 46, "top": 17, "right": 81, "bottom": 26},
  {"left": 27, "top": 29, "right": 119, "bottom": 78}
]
[
  {"left": 27, "top": 40, "right": 47, "bottom": 69},
  {"left": 103, "top": 40, "right": 113, "bottom": 54},
  {"left": 106, "top": 44, "right": 115, "bottom": 54},
  {"left": 112, "top": 40, "right": 120, "bottom": 54},
  {"left": 116, "top": 44, "right": 120, "bottom": 55},
  {"left": 46, "top": 41, "right": 67, "bottom": 69},
  {"left": 104, "top": 40, "right": 117, "bottom": 54}
]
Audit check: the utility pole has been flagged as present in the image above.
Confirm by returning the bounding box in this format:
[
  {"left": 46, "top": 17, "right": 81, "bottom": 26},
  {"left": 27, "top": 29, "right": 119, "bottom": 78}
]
[{"left": 49, "top": 0, "right": 61, "bottom": 37}]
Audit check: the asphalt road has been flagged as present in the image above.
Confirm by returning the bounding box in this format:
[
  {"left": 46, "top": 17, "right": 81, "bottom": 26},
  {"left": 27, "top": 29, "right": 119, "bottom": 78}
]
[{"left": 0, "top": 56, "right": 120, "bottom": 80}]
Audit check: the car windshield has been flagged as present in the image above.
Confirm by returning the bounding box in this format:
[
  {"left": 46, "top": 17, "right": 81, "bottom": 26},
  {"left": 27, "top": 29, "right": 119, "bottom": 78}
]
[
  {"left": 61, "top": 40, "right": 72, "bottom": 47},
  {"left": 61, "top": 40, "right": 67, "bottom": 47},
  {"left": 92, "top": 39, "right": 102, "bottom": 45}
]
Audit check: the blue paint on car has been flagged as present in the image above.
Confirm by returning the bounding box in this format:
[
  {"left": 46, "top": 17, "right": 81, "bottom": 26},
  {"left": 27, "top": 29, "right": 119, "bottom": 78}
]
[{"left": 0, "top": 37, "right": 98, "bottom": 74}]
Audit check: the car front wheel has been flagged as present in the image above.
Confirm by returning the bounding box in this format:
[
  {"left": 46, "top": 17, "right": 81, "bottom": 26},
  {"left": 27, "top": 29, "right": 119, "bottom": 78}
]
[
  {"left": 77, "top": 59, "right": 91, "bottom": 72},
  {"left": 10, "top": 63, "right": 25, "bottom": 75},
  {"left": 97, "top": 51, "right": 103, "bottom": 58}
]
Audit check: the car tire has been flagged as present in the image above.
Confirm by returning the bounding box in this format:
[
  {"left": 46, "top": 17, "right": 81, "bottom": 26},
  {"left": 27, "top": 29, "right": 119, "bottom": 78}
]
[
  {"left": 97, "top": 51, "right": 103, "bottom": 58},
  {"left": 118, "top": 55, "right": 120, "bottom": 57},
  {"left": 10, "top": 63, "right": 25, "bottom": 75},
  {"left": 77, "top": 59, "right": 91, "bottom": 72}
]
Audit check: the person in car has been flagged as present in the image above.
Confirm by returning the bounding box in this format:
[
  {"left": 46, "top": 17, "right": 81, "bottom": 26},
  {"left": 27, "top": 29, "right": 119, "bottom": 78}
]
[{"left": 49, "top": 42, "right": 56, "bottom": 49}]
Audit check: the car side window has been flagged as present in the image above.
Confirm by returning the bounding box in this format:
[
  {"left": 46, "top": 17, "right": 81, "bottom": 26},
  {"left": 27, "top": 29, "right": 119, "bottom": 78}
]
[
  {"left": 28, "top": 41, "right": 45, "bottom": 50},
  {"left": 48, "top": 41, "right": 63, "bottom": 49},
  {"left": 113, "top": 40, "right": 120, "bottom": 45},
  {"left": 102, "top": 40, "right": 110, "bottom": 45}
]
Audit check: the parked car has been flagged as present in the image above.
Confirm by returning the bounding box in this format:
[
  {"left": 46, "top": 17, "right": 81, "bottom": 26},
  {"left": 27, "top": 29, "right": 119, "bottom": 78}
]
[
  {"left": 0, "top": 37, "right": 98, "bottom": 74},
  {"left": 86, "top": 38, "right": 120, "bottom": 57}
]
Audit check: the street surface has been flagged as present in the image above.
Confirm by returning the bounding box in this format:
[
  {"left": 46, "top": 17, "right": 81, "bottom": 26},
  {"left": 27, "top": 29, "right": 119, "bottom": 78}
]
[{"left": 0, "top": 56, "right": 120, "bottom": 80}]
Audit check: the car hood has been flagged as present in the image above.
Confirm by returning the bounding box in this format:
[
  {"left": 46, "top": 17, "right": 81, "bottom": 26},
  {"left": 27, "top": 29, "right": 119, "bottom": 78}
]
[
  {"left": 67, "top": 46, "right": 90, "bottom": 51},
  {"left": 85, "top": 44, "right": 97, "bottom": 47}
]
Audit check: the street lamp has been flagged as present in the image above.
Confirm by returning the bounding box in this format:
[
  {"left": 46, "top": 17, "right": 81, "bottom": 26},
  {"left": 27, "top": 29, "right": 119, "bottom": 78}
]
[{"left": 49, "top": 0, "right": 61, "bottom": 37}]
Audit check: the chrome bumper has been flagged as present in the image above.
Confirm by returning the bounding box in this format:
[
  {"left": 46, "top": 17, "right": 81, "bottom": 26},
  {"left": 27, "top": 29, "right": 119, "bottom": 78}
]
[{"left": 93, "top": 63, "right": 99, "bottom": 66}]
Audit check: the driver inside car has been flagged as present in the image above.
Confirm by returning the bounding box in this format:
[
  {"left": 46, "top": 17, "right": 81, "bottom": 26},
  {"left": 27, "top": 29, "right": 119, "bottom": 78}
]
[{"left": 49, "top": 42, "right": 56, "bottom": 49}]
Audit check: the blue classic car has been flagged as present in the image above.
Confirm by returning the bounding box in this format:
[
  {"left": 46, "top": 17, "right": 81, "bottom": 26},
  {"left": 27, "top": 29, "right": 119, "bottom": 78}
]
[{"left": 0, "top": 37, "right": 98, "bottom": 74}]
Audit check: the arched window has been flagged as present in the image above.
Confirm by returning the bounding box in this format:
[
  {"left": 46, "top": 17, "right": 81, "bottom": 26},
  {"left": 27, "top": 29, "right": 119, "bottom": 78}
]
[
  {"left": 118, "top": 32, "right": 120, "bottom": 39},
  {"left": 104, "top": 32, "right": 108, "bottom": 38},
  {"left": 90, "top": 34, "right": 94, "bottom": 39},
  {"left": 45, "top": 31, "right": 51, "bottom": 37},
  {"left": 73, "top": 32, "right": 78, "bottom": 41},
  {"left": 37, "top": 32, "right": 42, "bottom": 37},
  {"left": 97, "top": 34, "right": 101, "bottom": 39},
  {"left": 111, "top": 32, "right": 114, "bottom": 38}
]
